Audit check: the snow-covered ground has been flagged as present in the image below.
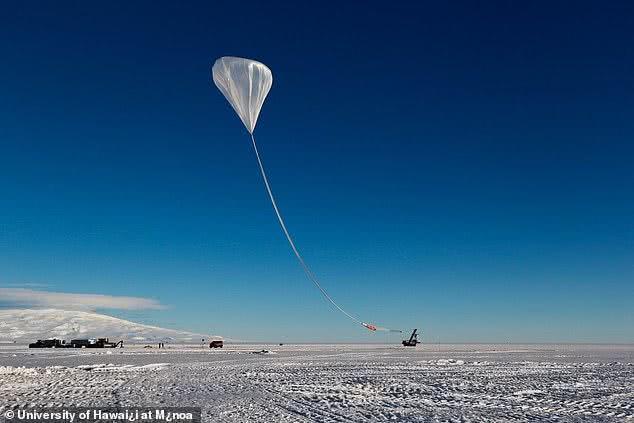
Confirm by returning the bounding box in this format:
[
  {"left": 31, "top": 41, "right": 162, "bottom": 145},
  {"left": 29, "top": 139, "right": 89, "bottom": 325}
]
[{"left": 0, "top": 344, "right": 632, "bottom": 422}]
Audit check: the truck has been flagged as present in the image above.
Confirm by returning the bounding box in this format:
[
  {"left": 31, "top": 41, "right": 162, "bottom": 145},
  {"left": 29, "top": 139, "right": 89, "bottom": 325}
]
[
  {"left": 209, "top": 340, "right": 224, "bottom": 348},
  {"left": 402, "top": 329, "right": 421, "bottom": 347}
]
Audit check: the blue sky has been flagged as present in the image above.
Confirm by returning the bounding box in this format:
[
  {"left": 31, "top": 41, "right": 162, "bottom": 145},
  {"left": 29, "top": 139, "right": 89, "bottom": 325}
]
[{"left": 0, "top": 1, "right": 632, "bottom": 343}]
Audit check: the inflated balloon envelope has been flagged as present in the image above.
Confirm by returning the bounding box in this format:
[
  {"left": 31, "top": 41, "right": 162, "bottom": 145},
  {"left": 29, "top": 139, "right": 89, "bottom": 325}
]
[
  {"left": 212, "top": 57, "right": 272, "bottom": 134},
  {"left": 212, "top": 56, "right": 401, "bottom": 334}
]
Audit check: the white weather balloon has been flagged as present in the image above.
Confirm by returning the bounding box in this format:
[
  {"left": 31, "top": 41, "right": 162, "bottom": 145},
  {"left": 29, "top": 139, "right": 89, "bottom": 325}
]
[
  {"left": 212, "top": 56, "right": 272, "bottom": 134},
  {"left": 212, "top": 56, "right": 400, "bottom": 333}
]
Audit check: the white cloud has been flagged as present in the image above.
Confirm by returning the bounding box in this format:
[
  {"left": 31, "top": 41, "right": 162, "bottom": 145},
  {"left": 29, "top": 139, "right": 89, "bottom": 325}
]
[{"left": 0, "top": 288, "right": 167, "bottom": 311}]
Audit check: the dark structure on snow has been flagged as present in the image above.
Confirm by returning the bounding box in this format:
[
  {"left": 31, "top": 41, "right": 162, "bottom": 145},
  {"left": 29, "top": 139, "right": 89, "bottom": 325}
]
[
  {"left": 29, "top": 339, "right": 65, "bottom": 348},
  {"left": 402, "top": 329, "right": 421, "bottom": 347},
  {"left": 209, "top": 340, "right": 224, "bottom": 348},
  {"left": 29, "top": 337, "right": 123, "bottom": 348},
  {"left": 69, "top": 338, "right": 123, "bottom": 348}
]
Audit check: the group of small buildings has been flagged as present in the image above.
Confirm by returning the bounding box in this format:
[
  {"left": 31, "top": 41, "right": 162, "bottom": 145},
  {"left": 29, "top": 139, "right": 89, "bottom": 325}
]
[
  {"left": 28, "top": 338, "right": 123, "bottom": 348},
  {"left": 28, "top": 338, "right": 225, "bottom": 348}
]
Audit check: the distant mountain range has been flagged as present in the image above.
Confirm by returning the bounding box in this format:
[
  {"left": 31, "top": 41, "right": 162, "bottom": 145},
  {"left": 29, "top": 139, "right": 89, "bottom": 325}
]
[{"left": 0, "top": 309, "right": 215, "bottom": 343}]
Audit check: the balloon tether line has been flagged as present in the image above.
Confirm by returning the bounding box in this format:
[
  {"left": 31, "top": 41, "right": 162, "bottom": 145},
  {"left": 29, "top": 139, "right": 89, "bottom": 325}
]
[{"left": 250, "top": 133, "right": 400, "bottom": 333}]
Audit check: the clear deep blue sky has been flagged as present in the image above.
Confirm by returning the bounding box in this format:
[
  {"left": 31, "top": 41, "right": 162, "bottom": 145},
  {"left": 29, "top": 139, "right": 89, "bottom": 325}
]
[{"left": 1, "top": 1, "right": 632, "bottom": 343}]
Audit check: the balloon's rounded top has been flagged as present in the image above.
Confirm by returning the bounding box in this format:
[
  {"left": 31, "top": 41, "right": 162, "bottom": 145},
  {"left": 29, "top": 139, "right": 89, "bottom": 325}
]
[
  {"left": 214, "top": 56, "right": 271, "bottom": 74},
  {"left": 212, "top": 56, "right": 273, "bottom": 134}
]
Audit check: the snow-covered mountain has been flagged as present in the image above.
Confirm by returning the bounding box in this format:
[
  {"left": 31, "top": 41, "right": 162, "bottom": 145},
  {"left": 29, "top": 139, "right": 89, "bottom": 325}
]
[{"left": 0, "top": 309, "right": 215, "bottom": 343}]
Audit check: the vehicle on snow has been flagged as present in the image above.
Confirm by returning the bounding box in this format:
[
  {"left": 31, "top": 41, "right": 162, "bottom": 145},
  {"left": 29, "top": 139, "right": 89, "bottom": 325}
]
[
  {"left": 209, "top": 340, "right": 223, "bottom": 348},
  {"left": 402, "top": 329, "right": 421, "bottom": 347}
]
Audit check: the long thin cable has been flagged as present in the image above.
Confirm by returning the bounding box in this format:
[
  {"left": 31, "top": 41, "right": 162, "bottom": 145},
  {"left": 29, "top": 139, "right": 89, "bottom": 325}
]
[{"left": 250, "top": 133, "right": 401, "bottom": 333}]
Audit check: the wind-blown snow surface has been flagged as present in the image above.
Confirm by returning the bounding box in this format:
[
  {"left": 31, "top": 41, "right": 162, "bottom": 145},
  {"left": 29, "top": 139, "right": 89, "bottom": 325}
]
[
  {"left": 0, "top": 309, "right": 208, "bottom": 342},
  {"left": 0, "top": 344, "right": 632, "bottom": 422}
]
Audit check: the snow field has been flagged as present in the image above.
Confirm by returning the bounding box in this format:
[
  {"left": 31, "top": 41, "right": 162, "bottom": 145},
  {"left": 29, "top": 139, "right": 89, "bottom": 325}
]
[{"left": 0, "top": 344, "right": 632, "bottom": 422}]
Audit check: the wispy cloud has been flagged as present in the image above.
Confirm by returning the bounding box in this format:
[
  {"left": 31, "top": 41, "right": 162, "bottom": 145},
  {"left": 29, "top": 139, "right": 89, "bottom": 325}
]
[
  {"left": 0, "top": 282, "right": 50, "bottom": 288},
  {"left": 0, "top": 288, "right": 167, "bottom": 311}
]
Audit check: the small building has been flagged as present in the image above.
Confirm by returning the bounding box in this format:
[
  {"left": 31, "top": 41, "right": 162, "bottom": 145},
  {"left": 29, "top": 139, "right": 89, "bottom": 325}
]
[
  {"left": 29, "top": 339, "right": 65, "bottom": 348},
  {"left": 70, "top": 338, "right": 122, "bottom": 348}
]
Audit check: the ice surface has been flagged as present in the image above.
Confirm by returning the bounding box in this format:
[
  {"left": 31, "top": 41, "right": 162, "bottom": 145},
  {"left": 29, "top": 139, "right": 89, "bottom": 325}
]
[{"left": 0, "top": 343, "right": 632, "bottom": 422}]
